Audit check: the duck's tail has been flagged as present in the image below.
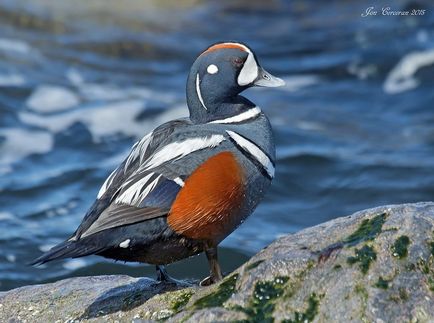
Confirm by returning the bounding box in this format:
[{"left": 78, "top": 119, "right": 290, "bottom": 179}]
[{"left": 28, "top": 239, "right": 104, "bottom": 266}]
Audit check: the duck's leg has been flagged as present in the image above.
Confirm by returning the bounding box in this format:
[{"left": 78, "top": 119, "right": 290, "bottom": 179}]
[
  {"left": 156, "top": 265, "right": 171, "bottom": 282},
  {"left": 200, "top": 246, "right": 223, "bottom": 286}
]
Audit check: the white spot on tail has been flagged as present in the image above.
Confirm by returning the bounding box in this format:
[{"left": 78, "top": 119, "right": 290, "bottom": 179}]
[
  {"left": 119, "top": 239, "right": 131, "bottom": 248},
  {"left": 173, "top": 177, "right": 185, "bottom": 187}
]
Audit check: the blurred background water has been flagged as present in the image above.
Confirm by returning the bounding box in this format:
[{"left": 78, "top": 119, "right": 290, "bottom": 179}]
[{"left": 0, "top": 0, "right": 434, "bottom": 291}]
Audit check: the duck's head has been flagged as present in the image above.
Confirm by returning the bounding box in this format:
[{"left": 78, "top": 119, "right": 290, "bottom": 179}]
[{"left": 187, "top": 42, "right": 285, "bottom": 123}]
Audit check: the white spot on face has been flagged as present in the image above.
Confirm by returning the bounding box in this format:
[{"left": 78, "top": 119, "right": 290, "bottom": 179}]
[
  {"left": 237, "top": 52, "right": 258, "bottom": 86},
  {"left": 119, "top": 239, "right": 131, "bottom": 248},
  {"left": 207, "top": 64, "right": 218, "bottom": 74}
]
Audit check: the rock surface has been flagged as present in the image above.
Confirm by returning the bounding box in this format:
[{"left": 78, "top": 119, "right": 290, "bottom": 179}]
[{"left": 2, "top": 202, "right": 434, "bottom": 322}]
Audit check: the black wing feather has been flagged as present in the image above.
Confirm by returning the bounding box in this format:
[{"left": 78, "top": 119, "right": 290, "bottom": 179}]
[{"left": 31, "top": 118, "right": 190, "bottom": 265}]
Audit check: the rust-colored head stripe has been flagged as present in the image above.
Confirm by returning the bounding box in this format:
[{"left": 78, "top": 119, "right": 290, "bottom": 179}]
[{"left": 201, "top": 43, "right": 248, "bottom": 56}]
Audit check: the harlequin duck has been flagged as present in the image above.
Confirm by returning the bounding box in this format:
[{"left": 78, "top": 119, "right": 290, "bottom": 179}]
[{"left": 31, "top": 42, "right": 285, "bottom": 285}]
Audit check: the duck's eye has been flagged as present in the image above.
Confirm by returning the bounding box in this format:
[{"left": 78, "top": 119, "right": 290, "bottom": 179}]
[
  {"left": 232, "top": 57, "right": 244, "bottom": 67},
  {"left": 207, "top": 64, "right": 219, "bottom": 74}
]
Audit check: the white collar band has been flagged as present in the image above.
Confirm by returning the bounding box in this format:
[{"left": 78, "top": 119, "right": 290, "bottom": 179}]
[{"left": 209, "top": 107, "right": 261, "bottom": 124}]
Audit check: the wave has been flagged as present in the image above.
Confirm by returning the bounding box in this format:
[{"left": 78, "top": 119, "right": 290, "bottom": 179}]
[
  {"left": 19, "top": 100, "right": 186, "bottom": 142},
  {"left": 26, "top": 85, "right": 80, "bottom": 113},
  {"left": 383, "top": 49, "right": 434, "bottom": 94},
  {"left": 0, "top": 38, "right": 31, "bottom": 54},
  {"left": 0, "top": 128, "right": 53, "bottom": 165},
  {"left": 0, "top": 73, "right": 26, "bottom": 87}
]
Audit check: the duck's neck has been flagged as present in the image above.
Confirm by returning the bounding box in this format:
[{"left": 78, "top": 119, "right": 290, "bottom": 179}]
[{"left": 186, "top": 75, "right": 255, "bottom": 124}]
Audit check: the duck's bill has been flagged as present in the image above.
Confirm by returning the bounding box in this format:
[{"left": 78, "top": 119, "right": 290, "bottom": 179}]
[{"left": 253, "top": 66, "right": 285, "bottom": 87}]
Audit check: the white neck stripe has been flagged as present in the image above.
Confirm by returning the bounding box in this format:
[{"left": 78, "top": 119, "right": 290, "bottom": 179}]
[
  {"left": 196, "top": 74, "right": 207, "bottom": 110},
  {"left": 226, "top": 130, "right": 274, "bottom": 178},
  {"left": 209, "top": 107, "right": 262, "bottom": 124}
]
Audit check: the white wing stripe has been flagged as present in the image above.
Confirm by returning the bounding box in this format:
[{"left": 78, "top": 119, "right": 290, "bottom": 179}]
[
  {"left": 226, "top": 130, "right": 275, "bottom": 178},
  {"left": 124, "top": 131, "right": 153, "bottom": 172},
  {"left": 97, "top": 131, "right": 153, "bottom": 200},
  {"left": 115, "top": 173, "right": 155, "bottom": 205},
  {"left": 209, "top": 107, "right": 261, "bottom": 124},
  {"left": 97, "top": 168, "right": 117, "bottom": 199},
  {"left": 143, "top": 135, "right": 225, "bottom": 170}
]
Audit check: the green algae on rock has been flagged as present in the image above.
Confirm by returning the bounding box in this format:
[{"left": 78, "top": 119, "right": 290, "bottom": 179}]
[
  {"left": 234, "top": 276, "right": 289, "bottom": 323},
  {"left": 283, "top": 293, "right": 320, "bottom": 323},
  {"left": 347, "top": 245, "right": 377, "bottom": 274},
  {"left": 343, "top": 212, "right": 387, "bottom": 246},
  {"left": 170, "top": 289, "right": 194, "bottom": 312},
  {"left": 392, "top": 235, "right": 410, "bottom": 259},
  {"left": 247, "top": 276, "right": 289, "bottom": 322},
  {"left": 429, "top": 241, "right": 434, "bottom": 256},
  {"left": 246, "top": 260, "right": 265, "bottom": 271},
  {"left": 374, "top": 276, "right": 391, "bottom": 289},
  {"left": 194, "top": 274, "right": 239, "bottom": 309}
]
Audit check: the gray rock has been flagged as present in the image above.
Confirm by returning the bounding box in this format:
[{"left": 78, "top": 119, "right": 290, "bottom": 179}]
[{"left": 1, "top": 202, "right": 434, "bottom": 322}]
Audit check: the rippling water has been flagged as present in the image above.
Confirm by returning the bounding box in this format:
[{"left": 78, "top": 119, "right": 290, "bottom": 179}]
[{"left": 1, "top": 0, "right": 434, "bottom": 291}]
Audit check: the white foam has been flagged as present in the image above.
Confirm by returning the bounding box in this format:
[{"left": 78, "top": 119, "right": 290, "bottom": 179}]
[
  {"left": 78, "top": 82, "right": 176, "bottom": 103},
  {"left": 347, "top": 61, "right": 377, "bottom": 80},
  {"left": 66, "top": 68, "right": 84, "bottom": 85},
  {"left": 62, "top": 258, "right": 87, "bottom": 270},
  {"left": 0, "top": 38, "right": 31, "bottom": 54},
  {"left": 296, "top": 121, "right": 325, "bottom": 131},
  {"left": 0, "top": 73, "right": 26, "bottom": 87},
  {"left": 384, "top": 49, "right": 434, "bottom": 94},
  {"left": 0, "top": 128, "right": 53, "bottom": 165},
  {"left": 272, "top": 75, "right": 320, "bottom": 92},
  {"left": 26, "top": 85, "right": 80, "bottom": 113},
  {"left": 0, "top": 165, "right": 12, "bottom": 175},
  {"left": 97, "top": 105, "right": 187, "bottom": 168},
  {"left": 79, "top": 83, "right": 127, "bottom": 101},
  {"left": 20, "top": 100, "right": 186, "bottom": 142},
  {"left": 38, "top": 243, "right": 57, "bottom": 252},
  {"left": 6, "top": 254, "right": 16, "bottom": 263},
  {"left": 0, "top": 212, "right": 15, "bottom": 221}
]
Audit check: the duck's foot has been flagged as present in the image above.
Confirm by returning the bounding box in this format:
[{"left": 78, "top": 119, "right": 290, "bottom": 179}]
[
  {"left": 199, "top": 271, "right": 229, "bottom": 286},
  {"left": 156, "top": 265, "right": 191, "bottom": 286},
  {"left": 199, "top": 275, "right": 219, "bottom": 286}
]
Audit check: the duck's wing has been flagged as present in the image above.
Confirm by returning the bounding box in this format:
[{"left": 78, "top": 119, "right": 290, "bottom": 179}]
[{"left": 72, "top": 118, "right": 192, "bottom": 240}]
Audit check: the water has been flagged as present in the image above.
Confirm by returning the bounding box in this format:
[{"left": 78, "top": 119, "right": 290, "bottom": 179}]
[{"left": 1, "top": 0, "right": 434, "bottom": 291}]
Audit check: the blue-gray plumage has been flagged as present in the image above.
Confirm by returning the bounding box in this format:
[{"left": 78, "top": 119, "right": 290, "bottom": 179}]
[{"left": 30, "top": 42, "right": 285, "bottom": 285}]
